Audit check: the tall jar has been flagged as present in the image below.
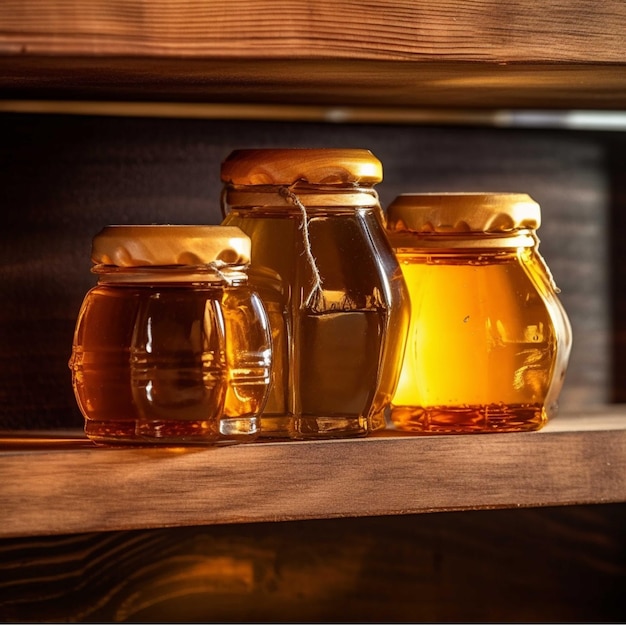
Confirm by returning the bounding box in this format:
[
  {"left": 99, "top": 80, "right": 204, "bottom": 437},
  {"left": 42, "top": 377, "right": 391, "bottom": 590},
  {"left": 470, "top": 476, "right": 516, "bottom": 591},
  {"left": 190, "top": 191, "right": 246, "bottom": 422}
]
[
  {"left": 69, "top": 225, "right": 272, "bottom": 445},
  {"left": 386, "top": 193, "right": 572, "bottom": 433},
  {"left": 220, "top": 148, "right": 410, "bottom": 439}
]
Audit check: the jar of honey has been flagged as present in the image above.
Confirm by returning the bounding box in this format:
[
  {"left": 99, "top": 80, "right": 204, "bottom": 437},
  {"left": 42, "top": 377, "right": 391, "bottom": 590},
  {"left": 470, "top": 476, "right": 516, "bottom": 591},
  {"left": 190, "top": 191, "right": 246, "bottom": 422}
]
[
  {"left": 220, "top": 148, "right": 410, "bottom": 439},
  {"left": 386, "top": 193, "right": 572, "bottom": 433},
  {"left": 69, "top": 225, "right": 272, "bottom": 445}
]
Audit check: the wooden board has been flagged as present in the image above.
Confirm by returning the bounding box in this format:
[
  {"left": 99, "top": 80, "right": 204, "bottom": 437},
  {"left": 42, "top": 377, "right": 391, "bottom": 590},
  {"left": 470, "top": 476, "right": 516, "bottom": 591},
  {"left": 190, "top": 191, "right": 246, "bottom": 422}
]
[
  {"left": 1, "top": 504, "right": 625, "bottom": 622},
  {"left": 1, "top": 1, "right": 626, "bottom": 109},
  {"left": 1, "top": 408, "right": 625, "bottom": 538},
  {"left": 1, "top": 0, "right": 624, "bottom": 62}
]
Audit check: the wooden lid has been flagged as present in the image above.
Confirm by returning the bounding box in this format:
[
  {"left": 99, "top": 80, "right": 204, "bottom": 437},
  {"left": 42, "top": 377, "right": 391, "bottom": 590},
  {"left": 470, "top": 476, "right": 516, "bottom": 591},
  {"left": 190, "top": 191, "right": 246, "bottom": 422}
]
[
  {"left": 221, "top": 148, "right": 382, "bottom": 185},
  {"left": 92, "top": 225, "right": 251, "bottom": 266},
  {"left": 387, "top": 193, "right": 541, "bottom": 233}
]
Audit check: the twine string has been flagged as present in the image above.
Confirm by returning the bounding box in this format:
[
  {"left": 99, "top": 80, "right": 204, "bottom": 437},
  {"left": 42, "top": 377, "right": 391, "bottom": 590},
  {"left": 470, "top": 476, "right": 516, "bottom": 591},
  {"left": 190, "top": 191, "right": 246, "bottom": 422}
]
[
  {"left": 206, "top": 260, "right": 235, "bottom": 285},
  {"left": 279, "top": 185, "right": 324, "bottom": 309}
]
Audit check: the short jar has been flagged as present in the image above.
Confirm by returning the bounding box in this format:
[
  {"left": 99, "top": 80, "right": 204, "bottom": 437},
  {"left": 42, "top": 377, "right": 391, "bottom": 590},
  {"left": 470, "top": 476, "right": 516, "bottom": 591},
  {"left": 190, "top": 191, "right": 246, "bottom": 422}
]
[
  {"left": 386, "top": 193, "right": 572, "bottom": 433},
  {"left": 69, "top": 225, "right": 272, "bottom": 445}
]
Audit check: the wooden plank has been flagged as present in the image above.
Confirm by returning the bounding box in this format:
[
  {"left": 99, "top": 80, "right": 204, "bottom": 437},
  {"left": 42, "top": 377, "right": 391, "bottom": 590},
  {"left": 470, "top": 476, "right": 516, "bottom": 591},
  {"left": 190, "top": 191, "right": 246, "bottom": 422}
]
[
  {"left": 2, "top": 57, "right": 626, "bottom": 110},
  {"left": 1, "top": 0, "right": 625, "bottom": 62},
  {"left": 2, "top": 1, "right": 626, "bottom": 110},
  {"left": 1, "top": 408, "right": 625, "bottom": 538},
  {"left": 1, "top": 505, "right": 625, "bottom": 622}
]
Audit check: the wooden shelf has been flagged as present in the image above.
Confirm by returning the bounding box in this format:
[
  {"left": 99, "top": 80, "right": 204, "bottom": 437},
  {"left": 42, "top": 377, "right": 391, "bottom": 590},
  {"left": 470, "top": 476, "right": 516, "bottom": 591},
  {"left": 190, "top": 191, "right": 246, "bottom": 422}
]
[
  {"left": 2, "top": 407, "right": 625, "bottom": 539},
  {"left": 1, "top": 1, "right": 626, "bottom": 110},
  {"left": 1, "top": 4, "right": 625, "bottom": 622}
]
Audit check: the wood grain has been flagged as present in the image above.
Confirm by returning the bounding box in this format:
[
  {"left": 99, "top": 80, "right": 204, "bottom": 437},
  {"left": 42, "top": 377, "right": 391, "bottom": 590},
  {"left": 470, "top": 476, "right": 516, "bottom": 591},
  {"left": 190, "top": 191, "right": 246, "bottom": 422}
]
[
  {"left": 1, "top": 0, "right": 625, "bottom": 62},
  {"left": 0, "top": 505, "right": 624, "bottom": 622},
  {"left": 2, "top": 1, "right": 626, "bottom": 110},
  {"left": 1, "top": 409, "right": 625, "bottom": 538}
]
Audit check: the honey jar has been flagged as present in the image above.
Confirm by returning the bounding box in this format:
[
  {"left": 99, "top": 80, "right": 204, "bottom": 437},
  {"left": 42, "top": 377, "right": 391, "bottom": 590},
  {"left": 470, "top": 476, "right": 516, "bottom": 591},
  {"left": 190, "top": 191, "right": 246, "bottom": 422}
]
[
  {"left": 386, "top": 193, "right": 572, "bottom": 433},
  {"left": 69, "top": 225, "right": 272, "bottom": 445},
  {"left": 220, "top": 148, "right": 410, "bottom": 439}
]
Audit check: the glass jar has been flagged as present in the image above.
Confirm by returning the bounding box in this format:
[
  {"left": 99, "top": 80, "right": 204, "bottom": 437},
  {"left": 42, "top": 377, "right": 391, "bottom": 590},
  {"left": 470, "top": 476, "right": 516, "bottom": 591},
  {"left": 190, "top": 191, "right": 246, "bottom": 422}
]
[
  {"left": 220, "top": 148, "right": 410, "bottom": 439},
  {"left": 386, "top": 193, "right": 572, "bottom": 433},
  {"left": 68, "top": 225, "right": 272, "bottom": 445}
]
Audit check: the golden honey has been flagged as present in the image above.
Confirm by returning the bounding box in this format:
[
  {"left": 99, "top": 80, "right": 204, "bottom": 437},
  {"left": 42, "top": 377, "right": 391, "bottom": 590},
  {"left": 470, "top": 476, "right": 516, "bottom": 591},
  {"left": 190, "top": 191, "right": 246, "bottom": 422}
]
[
  {"left": 69, "top": 225, "right": 272, "bottom": 445},
  {"left": 386, "top": 193, "right": 572, "bottom": 433},
  {"left": 221, "top": 149, "right": 410, "bottom": 439}
]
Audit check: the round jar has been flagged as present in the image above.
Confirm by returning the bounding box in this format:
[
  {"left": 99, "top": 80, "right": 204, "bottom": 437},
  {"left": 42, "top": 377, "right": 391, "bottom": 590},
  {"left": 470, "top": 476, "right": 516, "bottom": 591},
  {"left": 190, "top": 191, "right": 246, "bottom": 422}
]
[
  {"left": 69, "top": 225, "right": 272, "bottom": 445},
  {"left": 386, "top": 193, "right": 572, "bottom": 433},
  {"left": 221, "top": 148, "right": 410, "bottom": 439}
]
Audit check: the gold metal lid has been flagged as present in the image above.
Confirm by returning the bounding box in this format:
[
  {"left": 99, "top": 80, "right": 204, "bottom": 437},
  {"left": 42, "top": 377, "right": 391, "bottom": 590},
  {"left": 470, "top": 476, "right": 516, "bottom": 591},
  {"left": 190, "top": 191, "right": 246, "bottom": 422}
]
[
  {"left": 221, "top": 148, "right": 383, "bottom": 186},
  {"left": 386, "top": 193, "right": 541, "bottom": 233},
  {"left": 91, "top": 225, "right": 251, "bottom": 267}
]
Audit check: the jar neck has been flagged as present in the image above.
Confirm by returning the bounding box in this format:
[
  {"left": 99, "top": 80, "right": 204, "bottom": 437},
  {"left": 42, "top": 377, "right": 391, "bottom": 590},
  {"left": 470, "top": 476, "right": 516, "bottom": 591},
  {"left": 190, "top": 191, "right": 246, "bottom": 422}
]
[
  {"left": 93, "top": 263, "right": 249, "bottom": 286},
  {"left": 221, "top": 182, "right": 381, "bottom": 211},
  {"left": 389, "top": 229, "right": 539, "bottom": 251}
]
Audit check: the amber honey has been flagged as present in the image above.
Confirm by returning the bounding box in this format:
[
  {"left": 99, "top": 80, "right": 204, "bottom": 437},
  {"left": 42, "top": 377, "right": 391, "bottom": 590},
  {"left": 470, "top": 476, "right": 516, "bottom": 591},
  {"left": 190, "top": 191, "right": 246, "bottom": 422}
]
[
  {"left": 223, "top": 203, "right": 408, "bottom": 438},
  {"left": 386, "top": 193, "right": 572, "bottom": 434},
  {"left": 69, "top": 225, "right": 272, "bottom": 445}
]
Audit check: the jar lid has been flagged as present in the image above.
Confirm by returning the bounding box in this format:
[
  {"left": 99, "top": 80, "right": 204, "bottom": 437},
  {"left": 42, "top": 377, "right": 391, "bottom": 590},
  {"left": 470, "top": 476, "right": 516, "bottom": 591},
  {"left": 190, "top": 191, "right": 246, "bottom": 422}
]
[
  {"left": 386, "top": 193, "right": 541, "bottom": 233},
  {"left": 91, "top": 225, "right": 251, "bottom": 267},
  {"left": 221, "top": 148, "right": 383, "bottom": 185}
]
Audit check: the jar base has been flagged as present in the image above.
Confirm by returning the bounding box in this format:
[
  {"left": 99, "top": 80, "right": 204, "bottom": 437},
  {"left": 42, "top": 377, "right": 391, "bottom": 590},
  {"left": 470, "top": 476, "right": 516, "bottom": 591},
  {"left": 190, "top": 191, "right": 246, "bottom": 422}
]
[
  {"left": 84, "top": 417, "right": 259, "bottom": 445},
  {"left": 259, "top": 414, "right": 377, "bottom": 439},
  {"left": 257, "top": 415, "right": 297, "bottom": 440},
  {"left": 390, "top": 403, "right": 547, "bottom": 434},
  {"left": 298, "top": 415, "right": 370, "bottom": 438}
]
